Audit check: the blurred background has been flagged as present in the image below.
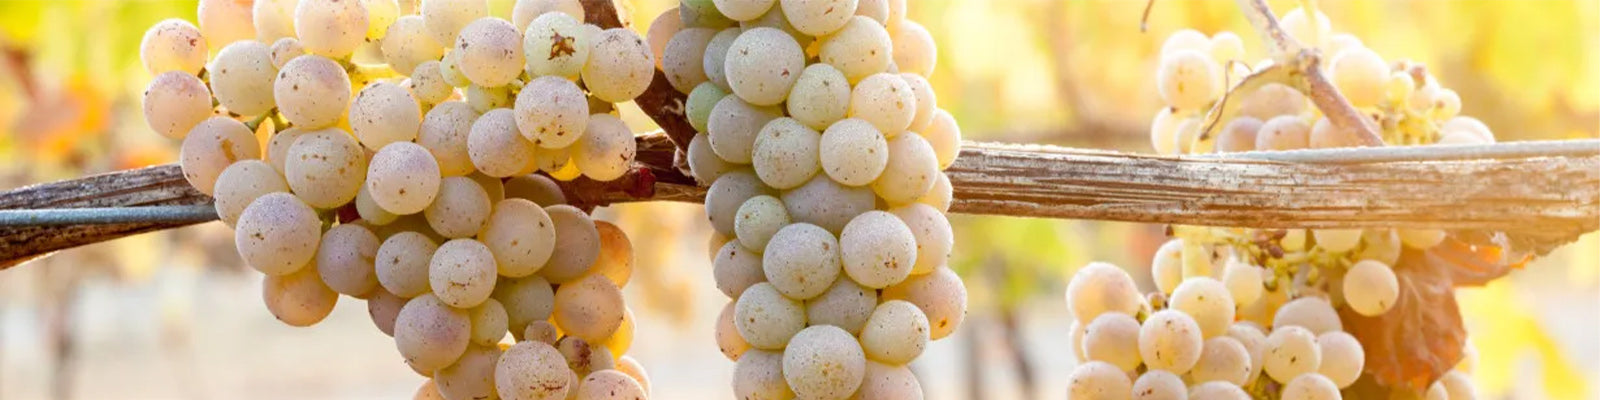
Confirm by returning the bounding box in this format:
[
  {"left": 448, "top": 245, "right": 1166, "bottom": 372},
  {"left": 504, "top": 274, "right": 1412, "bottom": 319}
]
[{"left": 0, "top": 0, "right": 1596, "bottom": 399}]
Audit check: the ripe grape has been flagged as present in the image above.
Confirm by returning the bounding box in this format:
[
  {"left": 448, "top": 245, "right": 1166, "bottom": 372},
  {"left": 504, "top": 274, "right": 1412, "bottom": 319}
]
[
  {"left": 470, "top": 300, "right": 508, "bottom": 344},
  {"left": 762, "top": 222, "right": 843, "bottom": 299},
  {"left": 421, "top": 0, "right": 489, "bottom": 46},
  {"left": 417, "top": 379, "right": 446, "bottom": 400},
  {"left": 1329, "top": 46, "right": 1388, "bottom": 108},
  {"left": 854, "top": 0, "right": 888, "bottom": 24},
  {"left": 253, "top": 0, "right": 298, "bottom": 42},
  {"left": 708, "top": 95, "right": 781, "bottom": 164},
  {"left": 262, "top": 263, "right": 340, "bottom": 327},
  {"left": 1343, "top": 259, "right": 1399, "bottom": 316},
  {"left": 357, "top": 186, "right": 402, "bottom": 225},
  {"left": 734, "top": 282, "right": 806, "bottom": 349},
  {"left": 362, "top": 0, "right": 401, "bottom": 40},
  {"left": 1192, "top": 336, "right": 1253, "bottom": 386},
  {"left": 713, "top": 240, "right": 766, "bottom": 298},
  {"left": 539, "top": 205, "right": 602, "bottom": 283},
  {"left": 1312, "top": 228, "right": 1362, "bottom": 253},
  {"left": 514, "top": 0, "right": 586, "bottom": 30},
  {"left": 1222, "top": 260, "right": 1264, "bottom": 307},
  {"left": 716, "top": 301, "right": 752, "bottom": 360},
  {"left": 553, "top": 274, "right": 626, "bottom": 342},
  {"left": 850, "top": 361, "right": 922, "bottom": 400},
  {"left": 1159, "top": 29, "right": 1209, "bottom": 57},
  {"left": 783, "top": 325, "right": 867, "bottom": 399},
  {"left": 1131, "top": 370, "right": 1186, "bottom": 400},
  {"left": 1216, "top": 116, "right": 1263, "bottom": 153},
  {"left": 662, "top": 28, "right": 716, "bottom": 93},
  {"left": 819, "top": 16, "right": 892, "bottom": 82},
  {"left": 496, "top": 341, "right": 571, "bottom": 400},
  {"left": 782, "top": 174, "right": 877, "bottom": 234},
  {"left": 1150, "top": 240, "right": 1184, "bottom": 295},
  {"left": 1440, "top": 116, "right": 1495, "bottom": 143},
  {"left": 1308, "top": 117, "right": 1360, "bottom": 149},
  {"left": 702, "top": 28, "right": 742, "bottom": 90},
  {"left": 368, "top": 288, "right": 408, "bottom": 337},
  {"left": 918, "top": 172, "right": 953, "bottom": 213},
  {"left": 430, "top": 238, "right": 498, "bottom": 308},
  {"left": 881, "top": 267, "right": 966, "bottom": 340},
  {"left": 686, "top": 83, "right": 729, "bottom": 133},
  {"left": 1148, "top": 107, "right": 1181, "bottom": 155},
  {"left": 1083, "top": 312, "right": 1142, "bottom": 371},
  {"left": 140, "top": 19, "right": 207, "bottom": 75},
  {"left": 871, "top": 132, "right": 940, "bottom": 204},
  {"left": 1065, "top": 262, "right": 1143, "bottom": 324},
  {"left": 1264, "top": 325, "right": 1322, "bottom": 383},
  {"left": 805, "top": 278, "right": 877, "bottom": 334},
  {"left": 1256, "top": 116, "right": 1311, "bottom": 151},
  {"left": 235, "top": 192, "right": 323, "bottom": 275},
  {"left": 786, "top": 63, "right": 852, "bottom": 131},
  {"left": 1139, "top": 309, "right": 1204, "bottom": 374},
  {"left": 294, "top": 0, "right": 369, "bottom": 58},
  {"left": 752, "top": 118, "right": 823, "bottom": 190},
  {"left": 456, "top": 17, "right": 524, "bottom": 87},
  {"left": 269, "top": 38, "right": 306, "bottom": 69},
  {"left": 395, "top": 294, "right": 473, "bottom": 372},
  {"left": 367, "top": 142, "right": 443, "bottom": 215},
  {"left": 275, "top": 55, "right": 352, "bottom": 129},
  {"left": 688, "top": 133, "right": 735, "bottom": 184},
  {"left": 582, "top": 28, "right": 654, "bottom": 102},
  {"left": 439, "top": 50, "right": 473, "bottom": 88},
  {"left": 1069, "top": 320, "right": 1087, "bottom": 361},
  {"left": 1210, "top": 31, "right": 1246, "bottom": 63},
  {"left": 435, "top": 345, "right": 500, "bottom": 400},
  {"left": 1157, "top": 50, "right": 1222, "bottom": 110},
  {"left": 1316, "top": 331, "right": 1365, "bottom": 388},
  {"left": 504, "top": 174, "right": 569, "bottom": 206},
  {"left": 351, "top": 82, "right": 424, "bottom": 149},
  {"left": 142, "top": 71, "right": 213, "bottom": 139},
  {"left": 1280, "top": 7, "right": 1332, "bottom": 49},
  {"left": 859, "top": 300, "right": 930, "bottom": 365},
  {"left": 214, "top": 161, "right": 290, "bottom": 227},
  {"left": 512, "top": 78, "right": 588, "bottom": 150},
  {"left": 180, "top": 117, "right": 261, "bottom": 196},
  {"left": 1273, "top": 297, "right": 1344, "bottom": 335},
  {"left": 284, "top": 128, "right": 368, "bottom": 208},
  {"left": 478, "top": 199, "right": 556, "bottom": 277},
  {"left": 840, "top": 211, "right": 918, "bottom": 288},
  {"left": 901, "top": 74, "right": 939, "bottom": 131},
  {"left": 468, "top": 108, "right": 536, "bottom": 177},
  {"left": 492, "top": 275, "right": 556, "bottom": 335},
  {"left": 733, "top": 350, "right": 794, "bottom": 399},
  {"left": 573, "top": 113, "right": 637, "bottom": 181},
  {"left": 1399, "top": 229, "right": 1447, "bottom": 249},
  {"left": 819, "top": 118, "right": 890, "bottom": 186},
  {"left": 705, "top": 170, "right": 773, "bottom": 235},
  {"left": 1190, "top": 381, "right": 1251, "bottom": 400},
  {"left": 889, "top": 203, "right": 952, "bottom": 275},
  {"left": 1066, "top": 361, "right": 1133, "bottom": 400},
  {"left": 419, "top": 102, "right": 481, "bottom": 177},
  {"left": 781, "top": 0, "right": 858, "bottom": 37},
  {"left": 849, "top": 73, "right": 918, "bottom": 136},
  {"left": 1280, "top": 373, "right": 1340, "bottom": 400},
  {"left": 1169, "top": 277, "right": 1235, "bottom": 338},
  {"left": 1239, "top": 83, "right": 1309, "bottom": 121},
  {"left": 316, "top": 224, "right": 382, "bottom": 297},
  {"left": 410, "top": 63, "right": 456, "bottom": 105},
  {"left": 1226, "top": 322, "right": 1268, "bottom": 385},
  {"left": 209, "top": 40, "right": 278, "bottom": 117},
  {"left": 423, "top": 177, "right": 490, "bottom": 236},
  {"left": 378, "top": 231, "right": 441, "bottom": 297},
  {"left": 1357, "top": 229, "right": 1402, "bottom": 267},
  {"left": 734, "top": 195, "right": 790, "bottom": 251},
  {"left": 724, "top": 27, "right": 806, "bottom": 106},
  {"left": 714, "top": 0, "right": 777, "bottom": 21}
]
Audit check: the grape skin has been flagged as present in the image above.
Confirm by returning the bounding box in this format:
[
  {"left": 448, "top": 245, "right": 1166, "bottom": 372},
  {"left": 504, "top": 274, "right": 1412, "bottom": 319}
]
[
  {"left": 871, "top": 132, "right": 940, "bottom": 205},
  {"left": 395, "top": 294, "right": 473, "bottom": 373},
  {"left": 1227, "top": 322, "right": 1269, "bottom": 385},
  {"left": 1191, "top": 336, "right": 1253, "bottom": 386},
  {"left": 724, "top": 27, "right": 806, "bottom": 106},
  {"left": 687, "top": 83, "right": 729, "bottom": 133},
  {"left": 467, "top": 108, "right": 537, "bottom": 178},
  {"left": 419, "top": 102, "right": 481, "bottom": 177},
  {"left": 294, "top": 0, "right": 370, "bottom": 58},
  {"left": 539, "top": 205, "right": 603, "bottom": 283},
  {"left": 1083, "top": 312, "right": 1142, "bottom": 372},
  {"left": 702, "top": 28, "right": 742, "bottom": 91},
  {"left": 583, "top": 28, "right": 655, "bottom": 103},
  {"left": 316, "top": 224, "right": 382, "bottom": 297},
  {"left": 916, "top": 172, "right": 953, "bottom": 213},
  {"left": 646, "top": 8, "right": 684, "bottom": 67},
  {"left": 180, "top": 117, "right": 261, "bottom": 196},
  {"left": 819, "top": 118, "right": 889, "bottom": 187},
  {"left": 378, "top": 231, "right": 441, "bottom": 297},
  {"left": 478, "top": 199, "right": 556, "bottom": 277},
  {"left": 733, "top": 349, "right": 794, "bottom": 399},
  {"left": 751, "top": 118, "right": 823, "bottom": 190},
  {"left": 356, "top": 188, "right": 401, "bottom": 225},
  {"left": 849, "top": 73, "right": 918, "bottom": 138},
  {"left": 881, "top": 267, "right": 966, "bottom": 340},
  {"left": 891, "top": 20, "right": 937, "bottom": 77},
  {"left": 1139, "top": 309, "right": 1204, "bottom": 375},
  {"left": 762, "top": 222, "right": 843, "bottom": 299},
  {"left": 708, "top": 96, "right": 781, "bottom": 164},
  {"left": 840, "top": 211, "right": 918, "bottom": 288},
  {"left": 819, "top": 16, "right": 892, "bottom": 82},
  {"left": 734, "top": 195, "right": 791, "bottom": 251},
  {"left": 269, "top": 38, "right": 306, "bottom": 69},
  {"left": 1239, "top": 83, "right": 1308, "bottom": 120},
  {"left": 716, "top": 301, "right": 752, "bottom": 360},
  {"left": 1222, "top": 260, "right": 1264, "bottom": 307},
  {"left": 1256, "top": 115, "right": 1311, "bottom": 150},
  {"left": 504, "top": 174, "right": 569, "bottom": 206},
  {"left": 900, "top": 74, "right": 939, "bottom": 133},
  {"left": 780, "top": 0, "right": 858, "bottom": 37},
  {"left": 1066, "top": 262, "right": 1143, "bottom": 324},
  {"left": 429, "top": 238, "right": 498, "bottom": 308},
  {"left": 572, "top": 113, "right": 637, "bottom": 181},
  {"left": 1316, "top": 331, "right": 1365, "bottom": 388},
  {"left": 1131, "top": 370, "right": 1186, "bottom": 400},
  {"left": 1189, "top": 381, "right": 1251, "bottom": 400},
  {"left": 214, "top": 160, "right": 290, "bottom": 228},
  {"left": 492, "top": 275, "right": 556, "bottom": 336},
  {"left": 1067, "top": 361, "right": 1132, "bottom": 400},
  {"left": 890, "top": 203, "right": 952, "bottom": 276},
  {"left": 1150, "top": 239, "right": 1184, "bottom": 295},
  {"left": 1281, "top": 373, "right": 1340, "bottom": 400},
  {"left": 424, "top": 177, "right": 492, "bottom": 239},
  {"left": 209, "top": 40, "right": 279, "bottom": 117},
  {"left": 274, "top": 55, "right": 352, "bottom": 129},
  {"left": 1156, "top": 50, "right": 1222, "bottom": 110},
  {"left": 367, "top": 288, "right": 408, "bottom": 337},
  {"left": 263, "top": 262, "right": 340, "bottom": 327},
  {"left": 466, "top": 299, "right": 508, "bottom": 346},
  {"left": 663, "top": 28, "right": 717, "bottom": 93},
  {"left": 553, "top": 274, "right": 627, "bottom": 343},
  {"left": 140, "top": 19, "right": 208, "bottom": 75},
  {"left": 1216, "top": 117, "right": 1263, "bottom": 153},
  {"left": 1264, "top": 325, "right": 1322, "bottom": 383},
  {"left": 688, "top": 133, "right": 736, "bottom": 184},
  {"left": 849, "top": 361, "right": 922, "bottom": 400},
  {"left": 284, "top": 128, "right": 368, "bottom": 209},
  {"left": 409, "top": 62, "right": 456, "bottom": 105},
  {"left": 421, "top": 0, "right": 489, "bottom": 46},
  {"left": 734, "top": 282, "right": 806, "bottom": 349},
  {"left": 714, "top": 240, "right": 766, "bottom": 298},
  {"left": 1343, "top": 259, "right": 1399, "bottom": 316},
  {"left": 705, "top": 170, "right": 774, "bottom": 235},
  {"left": 254, "top": 0, "right": 299, "bottom": 42},
  {"left": 805, "top": 278, "right": 877, "bottom": 335},
  {"left": 1168, "top": 277, "right": 1235, "bottom": 339},
  {"left": 495, "top": 341, "right": 571, "bottom": 400},
  {"left": 1329, "top": 47, "right": 1388, "bottom": 108},
  {"left": 859, "top": 300, "right": 929, "bottom": 365},
  {"left": 782, "top": 325, "right": 867, "bottom": 399},
  {"left": 787, "top": 64, "right": 853, "bottom": 131},
  {"left": 435, "top": 345, "right": 500, "bottom": 400},
  {"left": 513, "top": 0, "right": 586, "bottom": 30},
  {"left": 363, "top": 0, "right": 402, "bottom": 40},
  {"left": 455, "top": 18, "right": 524, "bottom": 88},
  {"left": 235, "top": 193, "right": 323, "bottom": 276},
  {"left": 352, "top": 82, "right": 424, "bottom": 149},
  {"left": 367, "top": 142, "right": 443, "bottom": 215},
  {"left": 1148, "top": 107, "right": 1181, "bottom": 155},
  {"left": 516, "top": 77, "right": 590, "bottom": 150},
  {"left": 143, "top": 71, "right": 213, "bottom": 139}
]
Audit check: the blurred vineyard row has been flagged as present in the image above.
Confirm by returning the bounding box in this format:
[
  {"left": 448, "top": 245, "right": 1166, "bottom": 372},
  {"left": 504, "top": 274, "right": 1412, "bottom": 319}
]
[{"left": 0, "top": 0, "right": 1595, "bottom": 399}]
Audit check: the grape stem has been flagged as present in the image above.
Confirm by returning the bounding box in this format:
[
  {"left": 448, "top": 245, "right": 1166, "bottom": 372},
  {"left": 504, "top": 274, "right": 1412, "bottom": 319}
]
[{"left": 1230, "top": 0, "right": 1384, "bottom": 147}]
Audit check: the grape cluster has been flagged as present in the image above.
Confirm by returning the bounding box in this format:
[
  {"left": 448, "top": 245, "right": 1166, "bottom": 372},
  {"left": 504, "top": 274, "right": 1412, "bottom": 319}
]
[
  {"left": 140, "top": 0, "right": 661, "bottom": 398},
  {"left": 653, "top": 0, "right": 965, "bottom": 398},
  {"left": 1060, "top": 6, "right": 1486, "bottom": 400}
]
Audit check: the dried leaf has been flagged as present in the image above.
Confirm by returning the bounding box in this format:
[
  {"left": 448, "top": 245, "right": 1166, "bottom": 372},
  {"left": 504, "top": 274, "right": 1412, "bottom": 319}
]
[{"left": 1339, "top": 248, "right": 1467, "bottom": 392}]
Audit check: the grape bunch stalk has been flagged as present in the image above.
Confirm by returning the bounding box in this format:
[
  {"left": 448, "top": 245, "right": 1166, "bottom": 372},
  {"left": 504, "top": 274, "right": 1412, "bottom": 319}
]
[
  {"left": 1065, "top": 5, "right": 1490, "bottom": 400},
  {"left": 139, "top": 0, "right": 666, "bottom": 398},
  {"left": 653, "top": 0, "right": 966, "bottom": 398}
]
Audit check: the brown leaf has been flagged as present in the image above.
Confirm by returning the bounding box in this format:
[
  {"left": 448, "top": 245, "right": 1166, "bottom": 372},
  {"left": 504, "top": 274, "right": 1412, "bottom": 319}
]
[{"left": 1338, "top": 248, "right": 1467, "bottom": 392}]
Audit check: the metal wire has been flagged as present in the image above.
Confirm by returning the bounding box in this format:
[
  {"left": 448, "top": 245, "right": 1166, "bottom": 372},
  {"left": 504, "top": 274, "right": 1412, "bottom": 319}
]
[
  {"left": 0, "top": 204, "right": 218, "bottom": 227},
  {"left": 1196, "top": 139, "right": 1600, "bottom": 164}
]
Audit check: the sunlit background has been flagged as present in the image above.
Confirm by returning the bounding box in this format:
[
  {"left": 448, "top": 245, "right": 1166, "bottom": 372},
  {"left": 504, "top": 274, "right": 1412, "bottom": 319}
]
[{"left": 0, "top": 0, "right": 1595, "bottom": 399}]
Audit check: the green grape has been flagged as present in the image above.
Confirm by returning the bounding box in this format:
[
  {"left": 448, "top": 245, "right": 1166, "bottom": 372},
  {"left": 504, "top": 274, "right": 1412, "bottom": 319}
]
[
  {"left": 819, "top": 118, "right": 888, "bottom": 187},
  {"left": 787, "top": 64, "right": 852, "bottom": 131},
  {"left": 733, "top": 195, "right": 790, "bottom": 251}
]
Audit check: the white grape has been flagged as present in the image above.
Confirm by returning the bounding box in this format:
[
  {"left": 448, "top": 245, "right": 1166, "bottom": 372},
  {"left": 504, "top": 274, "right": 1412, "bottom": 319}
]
[
  {"left": 209, "top": 40, "right": 278, "bottom": 117},
  {"left": 724, "top": 27, "right": 806, "bottom": 106},
  {"left": 352, "top": 82, "right": 423, "bottom": 149},
  {"left": 1083, "top": 312, "right": 1143, "bottom": 372},
  {"left": 702, "top": 28, "right": 742, "bottom": 91},
  {"left": 1192, "top": 336, "right": 1253, "bottom": 386},
  {"left": 901, "top": 74, "right": 939, "bottom": 132},
  {"left": 142, "top": 71, "right": 213, "bottom": 139},
  {"left": 1150, "top": 239, "right": 1184, "bottom": 295},
  {"left": 1222, "top": 260, "right": 1264, "bottom": 307},
  {"left": 1148, "top": 107, "right": 1181, "bottom": 155},
  {"left": 734, "top": 195, "right": 790, "bottom": 251},
  {"left": 1069, "top": 320, "right": 1088, "bottom": 361},
  {"left": 383, "top": 16, "right": 446, "bottom": 77},
  {"left": 236, "top": 193, "right": 322, "bottom": 276},
  {"left": 1398, "top": 229, "right": 1447, "bottom": 249},
  {"left": 378, "top": 231, "right": 440, "bottom": 297},
  {"left": 741, "top": 3, "right": 812, "bottom": 48},
  {"left": 362, "top": 0, "right": 401, "bottom": 40},
  {"left": 782, "top": 174, "right": 877, "bottom": 234},
  {"left": 849, "top": 361, "right": 921, "bottom": 400},
  {"left": 424, "top": 176, "right": 492, "bottom": 238},
  {"left": 713, "top": 240, "right": 766, "bottom": 298},
  {"left": 715, "top": 0, "right": 777, "bottom": 21},
  {"left": 819, "top": 118, "right": 889, "bottom": 186},
  {"left": 552, "top": 274, "right": 626, "bottom": 342},
  {"left": 1156, "top": 50, "right": 1222, "bottom": 110},
  {"left": 140, "top": 19, "right": 207, "bottom": 75},
  {"left": 275, "top": 55, "right": 352, "bottom": 129},
  {"left": 1210, "top": 31, "right": 1246, "bottom": 63},
  {"left": 882, "top": 267, "right": 966, "bottom": 340},
  {"left": 849, "top": 73, "right": 918, "bottom": 136},
  {"left": 889, "top": 203, "right": 952, "bottom": 275},
  {"left": 316, "top": 223, "right": 381, "bottom": 297},
  {"left": 762, "top": 222, "right": 843, "bottom": 299},
  {"left": 662, "top": 28, "right": 716, "bottom": 93},
  {"left": 1159, "top": 29, "right": 1209, "bottom": 57},
  {"left": 1280, "top": 7, "right": 1332, "bottom": 49},
  {"left": 356, "top": 186, "right": 400, "bottom": 225},
  {"left": 1313, "top": 228, "right": 1362, "bottom": 253},
  {"left": 780, "top": 0, "right": 858, "bottom": 36},
  {"left": 395, "top": 294, "right": 473, "bottom": 373},
  {"left": 539, "top": 205, "right": 602, "bottom": 283},
  {"left": 1066, "top": 262, "right": 1143, "bottom": 324},
  {"left": 269, "top": 37, "right": 306, "bottom": 69},
  {"left": 1190, "top": 381, "right": 1250, "bottom": 400},
  {"left": 1440, "top": 116, "right": 1495, "bottom": 143},
  {"left": 1316, "top": 331, "right": 1365, "bottom": 388},
  {"left": 492, "top": 275, "right": 556, "bottom": 335},
  {"left": 853, "top": 0, "right": 888, "bottom": 24},
  {"left": 573, "top": 113, "right": 637, "bottom": 181},
  {"left": 1169, "top": 277, "right": 1235, "bottom": 338},
  {"left": 1439, "top": 370, "right": 1478, "bottom": 400},
  {"left": 751, "top": 118, "right": 823, "bottom": 190},
  {"left": 1227, "top": 322, "right": 1268, "bottom": 385},
  {"left": 586, "top": 220, "right": 635, "bottom": 288},
  {"left": 783, "top": 325, "right": 867, "bottom": 399},
  {"left": 1239, "top": 83, "right": 1309, "bottom": 120},
  {"left": 705, "top": 170, "right": 774, "bottom": 235},
  {"left": 1256, "top": 115, "right": 1312, "bottom": 151},
  {"left": 478, "top": 199, "right": 556, "bottom": 277},
  {"left": 859, "top": 300, "right": 929, "bottom": 366},
  {"left": 734, "top": 282, "right": 806, "bottom": 349},
  {"left": 504, "top": 174, "right": 569, "bottom": 206},
  {"left": 819, "top": 16, "right": 892, "bottom": 82},
  {"left": 262, "top": 263, "right": 340, "bottom": 327},
  {"left": 1066, "top": 361, "right": 1133, "bottom": 400},
  {"left": 430, "top": 238, "right": 498, "bottom": 308},
  {"left": 1281, "top": 373, "right": 1340, "bottom": 400},
  {"left": 513, "top": 0, "right": 586, "bottom": 30},
  {"left": 214, "top": 160, "right": 290, "bottom": 227},
  {"left": 1329, "top": 47, "right": 1388, "bottom": 108},
  {"left": 417, "top": 102, "right": 479, "bottom": 178},
  {"left": 1273, "top": 297, "right": 1344, "bottom": 335},
  {"left": 294, "top": 0, "right": 369, "bottom": 58},
  {"left": 716, "top": 301, "right": 752, "bottom": 360},
  {"left": 840, "top": 211, "right": 918, "bottom": 288},
  {"left": 1131, "top": 370, "right": 1186, "bottom": 400},
  {"left": 787, "top": 63, "right": 853, "bottom": 131},
  {"left": 367, "top": 288, "right": 407, "bottom": 336},
  {"left": 1343, "top": 259, "right": 1399, "bottom": 316},
  {"left": 1264, "top": 325, "right": 1322, "bottom": 383},
  {"left": 495, "top": 341, "right": 571, "bottom": 400},
  {"left": 180, "top": 117, "right": 261, "bottom": 196},
  {"left": 456, "top": 17, "right": 524, "bottom": 87},
  {"left": 521, "top": 12, "right": 592, "bottom": 80},
  {"left": 872, "top": 132, "right": 940, "bottom": 204},
  {"left": 467, "top": 108, "right": 535, "bottom": 177},
  {"left": 708, "top": 90, "right": 783, "bottom": 165},
  {"left": 733, "top": 350, "right": 794, "bottom": 399},
  {"left": 284, "top": 128, "right": 368, "bottom": 208},
  {"left": 891, "top": 20, "right": 936, "bottom": 77},
  {"left": 583, "top": 28, "right": 655, "bottom": 102},
  {"left": 805, "top": 278, "right": 877, "bottom": 335},
  {"left": 1139, "top": 309, "right": 1204, "bottom": 374},
  {"left": 576, "top": 367, "right": 647, "bottom": 399},
  {"left": 421, "top": 0, "right": 489, "bottom": 46},
  {"left": 367, "top": 142, "right": 443, "bottom": 215},
  {"left": 1216, "top": 116, "right": 1263, "bottom": 153},
  {"left": 254, "top": 0, "right": 299, "bottom": 42}
]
